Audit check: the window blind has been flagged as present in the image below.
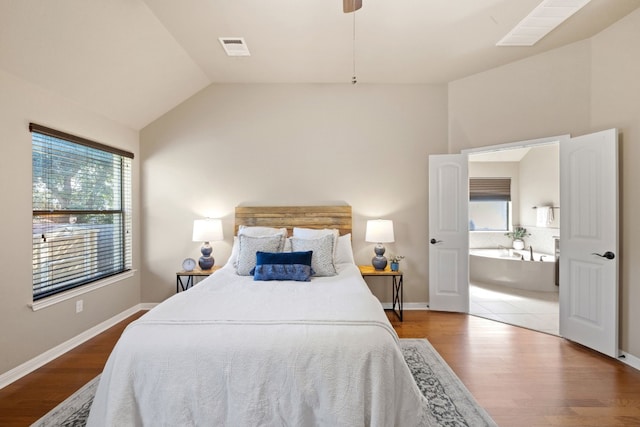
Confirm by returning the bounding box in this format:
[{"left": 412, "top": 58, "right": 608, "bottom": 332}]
[
  {"left": 469, "top": 178, "right": 511, "bottom": 201},
  {"left": 31, "top": 124, "right": 133, "bottom": 300}
]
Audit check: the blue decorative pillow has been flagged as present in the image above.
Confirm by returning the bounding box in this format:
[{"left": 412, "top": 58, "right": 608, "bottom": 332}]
[{"left": 252, "top": 251, "right": 314, "bottom": 282}]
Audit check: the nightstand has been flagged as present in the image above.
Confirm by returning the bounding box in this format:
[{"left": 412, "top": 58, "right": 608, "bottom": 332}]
[
  {"left": 176, "top": 266, "right": 221, "bottom": 293},
  {"left": 358, "top": 265, "right": 403, "bottom": 321}
]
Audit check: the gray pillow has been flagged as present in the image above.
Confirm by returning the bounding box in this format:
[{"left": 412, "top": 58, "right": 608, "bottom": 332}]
[
  {"left": 236, "top": 234, "right": 285, "bottom": 276},
  {"left": 290, "top": 234, "right": 337, "bottom": 277}
]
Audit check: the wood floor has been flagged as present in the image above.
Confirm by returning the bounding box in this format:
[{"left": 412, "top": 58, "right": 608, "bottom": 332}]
[{"left": 1, "top": 310, "right": 640, "bottom": 426}]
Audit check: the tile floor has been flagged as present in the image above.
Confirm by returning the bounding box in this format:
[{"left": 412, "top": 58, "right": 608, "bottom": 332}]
[{"left": 469, "top": 281, "right": 559, "bottom": 336}]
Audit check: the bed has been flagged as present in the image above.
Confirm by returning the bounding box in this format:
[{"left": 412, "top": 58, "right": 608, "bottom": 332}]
[{"left": 88, "top": 206, "right": 429, "bottom": 426}]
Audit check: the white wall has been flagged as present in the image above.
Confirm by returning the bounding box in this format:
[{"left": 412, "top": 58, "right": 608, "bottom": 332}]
[
  {"left": 449, "top": 9, "right": 640, "bottom": 359},
  {"left": 519, "top": 144, "right": 560, "bottom": 229},
  {"left": 448, "top": 40, "right": 592, "bottom": 154},
  {"left": 140, "top": 83, "right": 448, "bottom": 305},
  {"left": 0, "top": 69, "right": 141, "bottom": 376},
  {"left": 589, "top": 8, "right": 640, "bottom": 358}
]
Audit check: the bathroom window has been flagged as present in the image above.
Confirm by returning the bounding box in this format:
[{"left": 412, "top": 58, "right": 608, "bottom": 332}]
[
  {"left": 469, "top": 201, "right": 509, "bottom": 231},
  {"left": 469, "top": 178, "right": 511, "bottom": 231}
]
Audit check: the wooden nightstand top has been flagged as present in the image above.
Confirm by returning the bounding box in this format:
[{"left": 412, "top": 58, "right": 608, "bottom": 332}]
[
  {"left": 358, "top": 265, "right": 402, "bottom": 276},
  {"left": 176, "top": 266, "right": 221, "bottom": 276}
]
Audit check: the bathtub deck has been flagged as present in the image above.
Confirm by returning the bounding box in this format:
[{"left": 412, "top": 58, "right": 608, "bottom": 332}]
[{"left": 470, "top": 248, "right": 557, "bottom": 292}]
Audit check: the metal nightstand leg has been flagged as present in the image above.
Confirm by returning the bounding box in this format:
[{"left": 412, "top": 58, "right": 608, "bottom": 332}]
[
  {"left": 392, "top": 275, "right": 403, "bottom": 321},
  {"left": 176, "top": 275, "right": 194, "bottom": 292}
]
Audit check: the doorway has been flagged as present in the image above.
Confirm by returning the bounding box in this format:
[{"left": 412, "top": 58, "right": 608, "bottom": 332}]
[
  {"left": 429, "top": 129, "right": 619, "bottom": 357},
  {"left": 467, "top": 143, "right": 560, "bottom": 335}
]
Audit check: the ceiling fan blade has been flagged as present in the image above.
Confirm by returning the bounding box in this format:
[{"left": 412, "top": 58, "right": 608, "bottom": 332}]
[{"left": 343, "top": 0, "right": 362, "bottom": 13}]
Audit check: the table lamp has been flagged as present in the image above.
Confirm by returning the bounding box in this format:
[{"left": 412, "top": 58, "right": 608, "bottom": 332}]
[
  {"left": 192, "top": 218, "right": 223, "bottom": 270},
  {"left": 365, "top": 219, "right": 394, "bottom": 270}
]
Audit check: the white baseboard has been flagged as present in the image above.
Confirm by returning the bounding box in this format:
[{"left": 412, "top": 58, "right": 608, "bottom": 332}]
[
  {"left": 140, "top": 302, "right": 158, "bottom": 310},
  {"left": 0, "top": 304, "right": 148, "bottom": 390},
  {"left": 381, "top": 302, "right": 429, "bottom": 310},
  {"left": 619, "top": 350, "right": 640, "bottom": 371}
]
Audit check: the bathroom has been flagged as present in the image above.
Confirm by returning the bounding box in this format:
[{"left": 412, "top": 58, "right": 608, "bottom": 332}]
[{"left": 468, "top": 143, "right": 560, "bottom": 335}]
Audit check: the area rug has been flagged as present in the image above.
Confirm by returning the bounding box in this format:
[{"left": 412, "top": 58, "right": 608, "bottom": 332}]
[
  {"left": 32, "top": 338, "right": 496, "bottom": 426},
  {"left": 31, "top": 375, "right": 99, "bottom": 426},
  {"left": 401, "top": 339, "right": 497, "bottom": 426}
]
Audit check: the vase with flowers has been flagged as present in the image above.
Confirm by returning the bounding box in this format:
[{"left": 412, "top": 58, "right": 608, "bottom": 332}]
[{"left": 388, "top": 254, "right": 405, "bottom": 272}]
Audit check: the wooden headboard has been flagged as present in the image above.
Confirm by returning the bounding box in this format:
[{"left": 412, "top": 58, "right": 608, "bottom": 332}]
[{"left": 235, "top": 206, "right": 352, "bottom": 236}]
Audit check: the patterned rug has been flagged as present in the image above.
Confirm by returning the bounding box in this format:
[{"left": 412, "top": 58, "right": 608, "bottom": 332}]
[
  {"left": 32, "top": 338, "right": 496, "bottom": 426},
  {"left": 31, "top": 374, "right": 99, "bottom": 427},
  {"left": 401, "top": 339, "right": 497, "bottom": 426}
]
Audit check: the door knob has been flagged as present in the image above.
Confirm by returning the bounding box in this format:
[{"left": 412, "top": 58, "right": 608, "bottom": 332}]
[
  {"left": 430, "top": 238, "right": 443, "bottom": 245},
  {"left": 592, "top": 251, "right": 615, "bottom": 260}
]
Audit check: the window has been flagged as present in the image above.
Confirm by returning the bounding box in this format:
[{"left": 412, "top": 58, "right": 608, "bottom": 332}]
[
  {"left": 469, "top": 178, "right": 510, "bottom": 231},
  {"left": 31, "top": 124, "right": 133, "bottom": 301}
]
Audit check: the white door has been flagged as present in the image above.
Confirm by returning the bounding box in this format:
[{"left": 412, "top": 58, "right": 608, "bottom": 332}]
[
  {"left": 560, "top": 129, "right": 619, "bottom": 358},
  {"left": 428, "top": 154, "right": 469, "bottom": 312}
]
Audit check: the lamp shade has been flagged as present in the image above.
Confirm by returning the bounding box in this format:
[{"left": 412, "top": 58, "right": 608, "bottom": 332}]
[
  {"left": 365, "top": 219, "right": 394, "bottom": 243},
  {"left": 192, "top": 218, "right": 224, "bottom": 242}
]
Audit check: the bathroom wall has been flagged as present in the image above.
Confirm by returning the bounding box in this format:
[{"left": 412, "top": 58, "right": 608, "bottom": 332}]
[
  {"left": 468, "top": 145, "right": 559, "bottom": 255},
  {"left": 519, "top": 144, "right": 560, "bottom": 229},
  {"left": 468, "top": 160, "right": 520, "bottom": 225},
  {"left": 517, "top": 144, "right": 560, "bottom": 255}
]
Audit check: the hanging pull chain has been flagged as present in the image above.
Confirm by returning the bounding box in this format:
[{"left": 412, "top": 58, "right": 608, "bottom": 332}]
[{"left": 352, "top": 11, "right": 357, "bottom": 84}]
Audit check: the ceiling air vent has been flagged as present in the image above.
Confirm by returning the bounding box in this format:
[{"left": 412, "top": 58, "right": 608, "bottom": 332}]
[
  {"left": 218, "top": 37, "right": 250, "bottom": 56},
  {"left": 497, "top": 0, "right": 591, "bottom": 46}
]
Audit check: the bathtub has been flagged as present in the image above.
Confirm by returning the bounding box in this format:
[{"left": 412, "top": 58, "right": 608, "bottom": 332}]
[{"left": 469, "top": 248, "right": 557, "bottom": 292}]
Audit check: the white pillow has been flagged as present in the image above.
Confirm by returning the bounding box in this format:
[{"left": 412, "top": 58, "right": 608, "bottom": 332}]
[
  {"left": 239, "top": 225, "right": 288, "bottom": 237},
  {"left": 226, "top": 236, "right": 240, "bottom": 267},
  {"left": 335, "top": 233, "right": 355, "bottom": 264},
  {"left": 228, "top": 227, "right": 288, "bottom": 267},
  {"left": 283, "top": 237, "right": 292, "bottom": 252},
  {"left": 290, "top": 234, "right": 337, "bottom": 276},
  {"left": 236, "top": 234, "right": 286, "bottom": 276},
  {"left": 293, "top": 227, "right": 339, "bottom": 259}
]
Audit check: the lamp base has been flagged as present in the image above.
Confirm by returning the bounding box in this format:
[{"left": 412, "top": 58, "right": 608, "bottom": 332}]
[
  {"left": 199, "top": 242, "right": 214, "bottom": 270},
  {"left": 199, "top": 256, "right": 214, "bottom": 270},
  {"left": 372, "top": 244, "right": 387, "bottom": 270},
  {"left": 372, "top": 256, "right": 387, "bottom": 270}
]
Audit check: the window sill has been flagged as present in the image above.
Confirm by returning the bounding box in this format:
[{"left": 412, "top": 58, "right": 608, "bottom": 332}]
[{"left": 29, "top": 270, "right": 137, "bottom": 311}]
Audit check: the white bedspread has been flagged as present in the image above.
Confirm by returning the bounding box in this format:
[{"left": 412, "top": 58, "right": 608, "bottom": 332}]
[{"left": 88, "top": 263, "right": 430, "bottom": 426}]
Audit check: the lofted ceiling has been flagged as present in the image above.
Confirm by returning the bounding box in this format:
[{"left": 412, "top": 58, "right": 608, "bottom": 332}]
[{"left": 1, "top": 0, "right": 639, "bottom": 130}]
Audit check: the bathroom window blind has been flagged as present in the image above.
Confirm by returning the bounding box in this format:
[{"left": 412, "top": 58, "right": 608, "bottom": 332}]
[
  {"left": 30, "top": 123, "right": 133, "bottom": 301},
  {"left": 469, "top": 178, "right": 511, "bottom": 201}
]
